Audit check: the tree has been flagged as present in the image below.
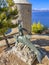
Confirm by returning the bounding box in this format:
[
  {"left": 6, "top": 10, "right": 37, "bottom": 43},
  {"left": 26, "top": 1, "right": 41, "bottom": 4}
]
[{"left": 0, "top": 0, "right": 18, "bottom": 48}]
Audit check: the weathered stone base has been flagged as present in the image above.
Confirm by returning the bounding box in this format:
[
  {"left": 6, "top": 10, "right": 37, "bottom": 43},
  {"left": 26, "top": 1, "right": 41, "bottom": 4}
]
[
  {"left": 0, "top": 43, "right": 36, "bottom": 65},
  {"left": 0, "top": 43, "right": 49, "bottom": 65}
]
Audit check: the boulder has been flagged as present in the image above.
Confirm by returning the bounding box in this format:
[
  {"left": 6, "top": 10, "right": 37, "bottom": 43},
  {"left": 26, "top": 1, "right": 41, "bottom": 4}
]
[{"left": 0, "top": 43, "right": 36, "bottom": 65}]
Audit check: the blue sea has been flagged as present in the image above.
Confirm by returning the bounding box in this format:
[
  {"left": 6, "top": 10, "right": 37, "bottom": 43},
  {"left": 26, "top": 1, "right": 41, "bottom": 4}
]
[{"left": 32, "top": 11, "right": 49, "bottom": 28}]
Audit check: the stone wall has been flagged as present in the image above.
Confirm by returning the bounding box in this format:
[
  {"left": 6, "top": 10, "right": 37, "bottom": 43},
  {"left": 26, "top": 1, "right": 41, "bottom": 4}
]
[{"left": 16, "top": 3, "right": 32, "bottom": 33}]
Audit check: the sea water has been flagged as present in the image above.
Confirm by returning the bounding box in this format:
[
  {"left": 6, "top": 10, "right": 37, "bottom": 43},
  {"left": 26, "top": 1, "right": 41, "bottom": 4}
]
[{"left": 32, "top": 11, "right": 49, "bottom": 27}]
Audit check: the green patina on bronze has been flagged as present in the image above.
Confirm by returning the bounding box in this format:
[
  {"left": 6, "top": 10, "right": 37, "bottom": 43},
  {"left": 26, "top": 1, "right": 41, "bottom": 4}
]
[{"left": 14, "top": 21, "right": 44, "bottom": 63}]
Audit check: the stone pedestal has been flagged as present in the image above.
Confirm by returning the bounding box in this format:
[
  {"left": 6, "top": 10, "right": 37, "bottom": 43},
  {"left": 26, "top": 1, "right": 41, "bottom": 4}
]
[{"left": 0, "top": 43, "right": 36, "bottom": 65}]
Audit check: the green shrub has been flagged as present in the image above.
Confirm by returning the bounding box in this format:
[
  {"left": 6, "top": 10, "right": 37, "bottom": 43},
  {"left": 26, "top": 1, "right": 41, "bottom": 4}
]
[
  {"left": 31, "top": 22, "right": 38, "bottom": 33},
  {"left": 31, "top": 22, "right": 45, "bottom": 33}
]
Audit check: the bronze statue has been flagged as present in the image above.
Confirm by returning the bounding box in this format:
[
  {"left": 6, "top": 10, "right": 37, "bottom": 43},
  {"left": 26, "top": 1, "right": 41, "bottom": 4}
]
[{"left": 14, "top": 20, "right": 44, "bottom": 63}]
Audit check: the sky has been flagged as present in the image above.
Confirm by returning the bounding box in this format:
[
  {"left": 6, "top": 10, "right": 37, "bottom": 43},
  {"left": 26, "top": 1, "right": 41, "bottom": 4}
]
[{"left": 28, "top": 0, "right": 49, "bottom": 10}]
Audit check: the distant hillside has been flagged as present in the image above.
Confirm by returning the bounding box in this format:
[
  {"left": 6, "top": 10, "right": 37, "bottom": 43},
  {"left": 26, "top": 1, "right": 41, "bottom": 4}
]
[{"left": 32, "top": 9, "right": 49, "bottom": 12}]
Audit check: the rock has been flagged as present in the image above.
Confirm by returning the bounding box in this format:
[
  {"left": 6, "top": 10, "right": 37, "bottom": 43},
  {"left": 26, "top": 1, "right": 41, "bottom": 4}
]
[
  {"left": 42, "top": 29, "right": 49, "bottom": 34},
  {"left": 42, "top": 55, "right": 49, "bottom": 65},
  {"left": 0, "top": 43, "right": 36, "bottom": 65},
  {"left": 37, "top": 55, "right": 49, "bottom": 65},
  {"left": 15, "top": 43, "right": 24, "bottom": 51},
  {"left": 0, "top": 43, "right": 49, "bottom": 65}
]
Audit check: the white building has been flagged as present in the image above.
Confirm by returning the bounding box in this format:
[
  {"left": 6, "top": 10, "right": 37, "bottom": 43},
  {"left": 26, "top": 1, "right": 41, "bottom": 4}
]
[{"left": 13, "top": 0, "right": 32, "bottom": 33}]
